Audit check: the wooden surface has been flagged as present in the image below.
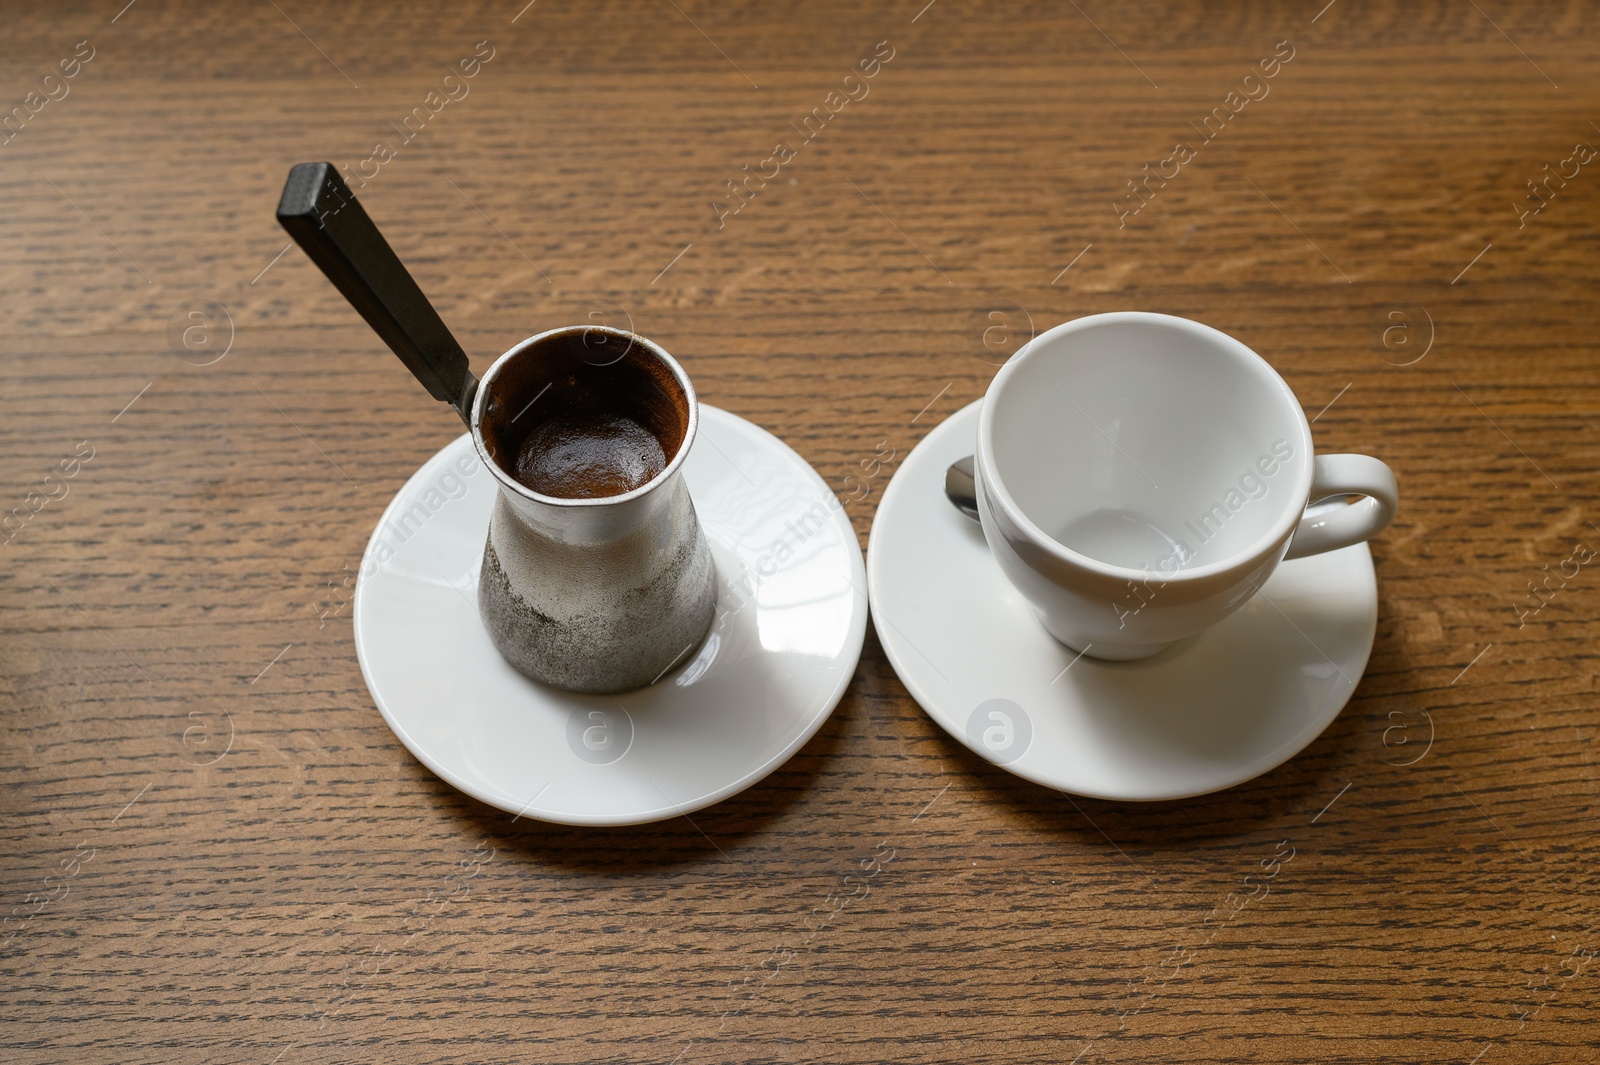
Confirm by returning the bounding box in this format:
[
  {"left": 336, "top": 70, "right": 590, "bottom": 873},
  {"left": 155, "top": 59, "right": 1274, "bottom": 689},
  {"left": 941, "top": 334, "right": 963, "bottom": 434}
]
[{"left": 3, "top": 2, "right": 1598, "bottom": 1062}]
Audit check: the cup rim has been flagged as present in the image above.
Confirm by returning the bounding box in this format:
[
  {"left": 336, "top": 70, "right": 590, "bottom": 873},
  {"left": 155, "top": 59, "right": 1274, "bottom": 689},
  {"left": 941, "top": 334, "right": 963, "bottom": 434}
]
[
  {"left": 975, "top": 311, "right": 1316, "bottom": 583},
  {"left": 470, "top": 325, "right": 699, "bottom": 508}
]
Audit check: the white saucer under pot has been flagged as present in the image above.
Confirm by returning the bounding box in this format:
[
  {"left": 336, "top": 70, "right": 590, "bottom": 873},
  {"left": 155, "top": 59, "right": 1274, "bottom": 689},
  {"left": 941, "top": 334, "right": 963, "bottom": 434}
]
[
  {"left": 354, "top": 405, "right": 869, "bottom": 826},
  {"left": 866, "top": 400, "right": 1377, "bottom": 802}
]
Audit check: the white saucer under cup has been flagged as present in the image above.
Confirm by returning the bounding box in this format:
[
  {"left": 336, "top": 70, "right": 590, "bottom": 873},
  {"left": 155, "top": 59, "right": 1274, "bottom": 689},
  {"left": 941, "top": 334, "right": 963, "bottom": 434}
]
[
  {"left": 354, "top": 405, "right": 868, "bottom": 827},
  {"left": 867, "top": 400, "right": 1377, "bottom": 802}
]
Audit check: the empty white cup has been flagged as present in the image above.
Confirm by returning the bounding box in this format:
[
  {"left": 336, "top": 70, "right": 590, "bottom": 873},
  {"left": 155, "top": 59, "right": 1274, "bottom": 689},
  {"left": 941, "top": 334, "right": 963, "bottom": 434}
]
[{"left": 975, "top": 311, "right": 1398, "bottom": 660}]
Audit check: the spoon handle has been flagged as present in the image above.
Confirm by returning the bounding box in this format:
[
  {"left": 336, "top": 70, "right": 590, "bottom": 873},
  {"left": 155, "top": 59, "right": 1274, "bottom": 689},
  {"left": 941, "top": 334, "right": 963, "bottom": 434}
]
[{"left": 276, "top": 162, "right": 477, "bottom": 424}]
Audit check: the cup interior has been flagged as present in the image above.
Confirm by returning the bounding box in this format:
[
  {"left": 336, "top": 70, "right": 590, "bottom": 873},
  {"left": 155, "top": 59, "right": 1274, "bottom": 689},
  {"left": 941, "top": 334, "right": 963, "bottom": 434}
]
[
  {"left": 986, "top": 315, "right": 1310, "bottom": 574},
  {"left": 476, "top": 327, "right": 692, "bottom": 501}
]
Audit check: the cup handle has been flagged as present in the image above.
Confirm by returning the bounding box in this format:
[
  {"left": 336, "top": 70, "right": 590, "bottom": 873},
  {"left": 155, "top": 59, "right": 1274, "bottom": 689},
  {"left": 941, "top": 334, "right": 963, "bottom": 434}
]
[{"left": 1283, "top": 454, "right": 1399, "bottom": 560}]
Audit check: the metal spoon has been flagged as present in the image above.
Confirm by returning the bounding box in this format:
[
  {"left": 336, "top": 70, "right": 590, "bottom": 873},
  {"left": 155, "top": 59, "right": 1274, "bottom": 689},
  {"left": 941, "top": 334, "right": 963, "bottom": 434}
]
[
  {"left": 275, "top": 162, "right": 478, "bottom": 425},
  {"left": 944, "top": 455, "right": 979, "bottom": 522}
]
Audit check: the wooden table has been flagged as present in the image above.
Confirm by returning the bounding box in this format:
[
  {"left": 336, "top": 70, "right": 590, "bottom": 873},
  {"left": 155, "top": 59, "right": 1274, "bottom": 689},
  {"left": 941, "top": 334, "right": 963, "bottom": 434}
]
[{"left": 3, "top": 2, "right": 1597, "bottom": 1062}]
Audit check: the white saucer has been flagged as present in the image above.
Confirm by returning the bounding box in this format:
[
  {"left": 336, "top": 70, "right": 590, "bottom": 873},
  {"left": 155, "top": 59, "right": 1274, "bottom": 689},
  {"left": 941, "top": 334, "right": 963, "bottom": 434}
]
[
  {"left": 867, "top": 400, "right": 1377, "bottom": 802},
  {"left": 354, "top": 405, "right": 867, "bottom": 826}
]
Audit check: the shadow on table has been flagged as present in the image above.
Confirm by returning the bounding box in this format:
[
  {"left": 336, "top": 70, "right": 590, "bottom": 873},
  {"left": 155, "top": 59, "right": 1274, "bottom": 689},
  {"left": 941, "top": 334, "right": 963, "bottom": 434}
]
[
  {"left": 937, "top": 702, "right": 1366, "bottom": 851},
  {"left": 413, "top": 634, "right": 1383, "bottom": 868},
  {"left": 433, "top": 714, "right": 843, "bottom": 874}
]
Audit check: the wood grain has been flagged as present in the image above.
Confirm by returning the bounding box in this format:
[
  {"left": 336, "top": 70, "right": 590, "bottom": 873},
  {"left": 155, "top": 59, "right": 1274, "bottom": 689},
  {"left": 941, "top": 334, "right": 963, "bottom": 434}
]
[{"left": 3, "top": 1, "right": 1599, "bottom": 1062}]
